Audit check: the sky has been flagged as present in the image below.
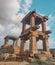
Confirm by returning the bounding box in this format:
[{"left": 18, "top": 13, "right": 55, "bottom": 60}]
[{"left": 0, "top": 0, "right": 55, "bottom": 49}]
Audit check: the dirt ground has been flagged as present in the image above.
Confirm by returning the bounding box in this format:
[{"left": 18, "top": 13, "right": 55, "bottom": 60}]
[{"left": 0, "top": 61, "right": 29, "bottom": 65}]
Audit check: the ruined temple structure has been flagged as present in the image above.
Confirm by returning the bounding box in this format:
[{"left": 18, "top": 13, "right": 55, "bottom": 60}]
[
  {"left": 0, "top": 10, "right": 52, "bottom": 61},
  {"left": 19, "top": 10, "right": 52, "bottom": 57},
  {"left": 1, "top": 35, "right": 20, "bottom": 54},
  {"left": 4, "top": 35, "right": 18, "bottom": 47}
]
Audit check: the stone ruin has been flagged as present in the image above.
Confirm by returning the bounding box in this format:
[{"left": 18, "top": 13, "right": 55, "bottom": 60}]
[
  {"left": 0, "top": 35, "right": 20, "bottom": 54},
  {"left": 19, "top": 10, "right": 51, "bottom": 55},
  {"left": 0, "top": 10, "right": 52, "bottom": 61}
]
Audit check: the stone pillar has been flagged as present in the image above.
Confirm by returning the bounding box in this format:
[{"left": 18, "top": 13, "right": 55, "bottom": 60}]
[
  {"left": 30, "top": 16, "right": 35, "bottom": 27},
  {"left": 15, "top": 39, "right": 18, "bottom": 46},
  {"left": 42, "top": 20, "right": 46, "bottom": 32},
  {"left": 13, "top": 40, "right": 15, "bottom": 46},
  {"left": 29, "top": 35, "right": 38, "bottom": 54},
  {"left": 4, "top": 38, "right": 9, "bottom": 46},
  {"left": 42, "top": 19, "right": 49, "bottom": 52},
  {"left": 43, "top": 35, "right": 49, "bottom": 52},
  {"left": 29, "top": 15, "right": 38, "bottom": 55},
  {"left": 20, "top": 39, "right": 25, "bottom": 53}
]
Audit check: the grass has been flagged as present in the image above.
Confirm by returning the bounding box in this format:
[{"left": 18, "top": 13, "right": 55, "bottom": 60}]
[{"left": 30, "top": 59, "right": 52, "bottom": 65}]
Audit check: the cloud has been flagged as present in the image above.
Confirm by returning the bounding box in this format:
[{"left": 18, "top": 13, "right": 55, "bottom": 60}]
[
  {"left": 48, "top": 14, "right": 55, "bottom": 22},
  {"left": 18, "top": 0, "right": 32, "bottom": 13},
  {"left": 0, "top": 0, "right": 32, "bottom": 45},
  {"left": 0, "top": 24, "right": 4, "bottom": 33},
  {"left": 0, "top": 0, "right": 20, "bottom": 24},
  {"left": 0, "top": 0, "right": 32, "bottom": 32},
  {"left": 8, "top": 24, "right": 21, "bottom": 35},
  {"left": 37, "top": 40, "right": 43, "bottom": 49},
  {"left": 49, "top": 39, "right": 55, "bottom": 48},
  {"left": 23, "top": 0, "right": 32, "bottom": 13},
  {"left": 11, "top": 13, "right": 25, "bottom": 25},
  {"left": 25, "top": 0, "right": 32, "bottom": 7}
]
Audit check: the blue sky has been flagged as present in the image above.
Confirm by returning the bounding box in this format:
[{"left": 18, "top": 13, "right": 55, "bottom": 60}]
[
  {"left": 31, "top": 0, "right": 55, "bottom": 15},
  {"left": 0, "top": 0, "right": 55, "bottom": 49}
]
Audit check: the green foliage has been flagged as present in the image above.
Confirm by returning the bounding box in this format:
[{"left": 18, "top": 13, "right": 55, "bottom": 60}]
[
  {"left": 34, "top": 55, "right": 40, "bottom": 59},
  {"left": 0, "top": 57, "right": 5, "bottom": 61},
  {"left": 46, "top": 58, "right": 55, "bottom": 62},
  {"left": 46, "top": 58, "right": 50, "bottom": 61},
  {"left": 41, "top": 51, "right": 46, "bottom": 54},
  {"left": 30, "top": 59, "right": 52, "bottom": 65}
]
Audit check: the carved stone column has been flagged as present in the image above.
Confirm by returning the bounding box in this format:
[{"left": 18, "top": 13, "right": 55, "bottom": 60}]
[
  {"left": 13, "top": 39, "right": 18, "bottom": 46},
  {"left": 43, "top": 35, "right": 49, "bottom": 52},
  {"left": 20, "top": 39, "right": 25, "bottom": 53},
  {"left": 13, "top": 40, "right": 15, "bottom": 46},
  {"left": 29, "top": 35, "right": 38, "bottom": 54},
  {"left": 15, "top": 39, "right": 18, "bottom": 46},
  {"left": 42, "top": 21, "right": 46, "bottom": 32},
  {"left": 4, "top": 38, "right": 9, "bottom": 46},
  {"left": 30, "top": 16, "right": 35, "bottom": 27},
  {"left": 29, "top": 14, "right": 38, "bottom": 55},
  {"left": 42, "top": 18, "right": 49, "bottom": 52}
]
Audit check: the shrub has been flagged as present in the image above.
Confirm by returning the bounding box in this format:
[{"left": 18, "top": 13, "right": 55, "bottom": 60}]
[
  {"left": 30, "top": 59, "right": 51, "bottom": 65},
  {"left": 0, "top": 57, "right": 5, "bottom": 61},
  {"left": 41, "top": 51, "right": 46, "bottom": 54},
  {"left": 34, "top": 55, "right": 40, "bottom": 59}
]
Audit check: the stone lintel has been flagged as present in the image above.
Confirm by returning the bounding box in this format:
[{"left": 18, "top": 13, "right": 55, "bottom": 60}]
[
  {"left": 21, "top": 10, "right": 48, "bottom": 25},
  {"left": 4, "top": 35, "right": 19, "bottom": 40}
]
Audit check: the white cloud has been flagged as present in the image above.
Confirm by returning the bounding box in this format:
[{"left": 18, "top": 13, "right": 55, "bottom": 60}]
[
  {"left": 49, "top": 39, "right": 55, "bottom": 48},
  {"left": 19, "top": 0, "right": 32, "bottom": 13},
  {"left": 0, "top": 0, "right": 32, "bottom": 26},
  {"left": 0, "top": 24, "right": 4, "bottom": 33},
  {"left": 0, "top": 0, "right": 32, "bottom": 34},
  {"left": 48, "top": 14, "right": 55, "bottom": 22},
  {"left": 46, "top": 25, "right": 50, "bottom": 30},
  {"left": 11, "top": 13, "right": 25, "bottom": 24},
  {"left": 25, "top": 0, "right": 32, "bottom": 7},
  {"left": 0, "top": 0, "right": 20, "bottom": 24},
  {"left": 37, "top": 40, "right": 43, "bottom": 49},
  {"left": 8, "top": 24, "right": 21, "bottom": 35}
]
